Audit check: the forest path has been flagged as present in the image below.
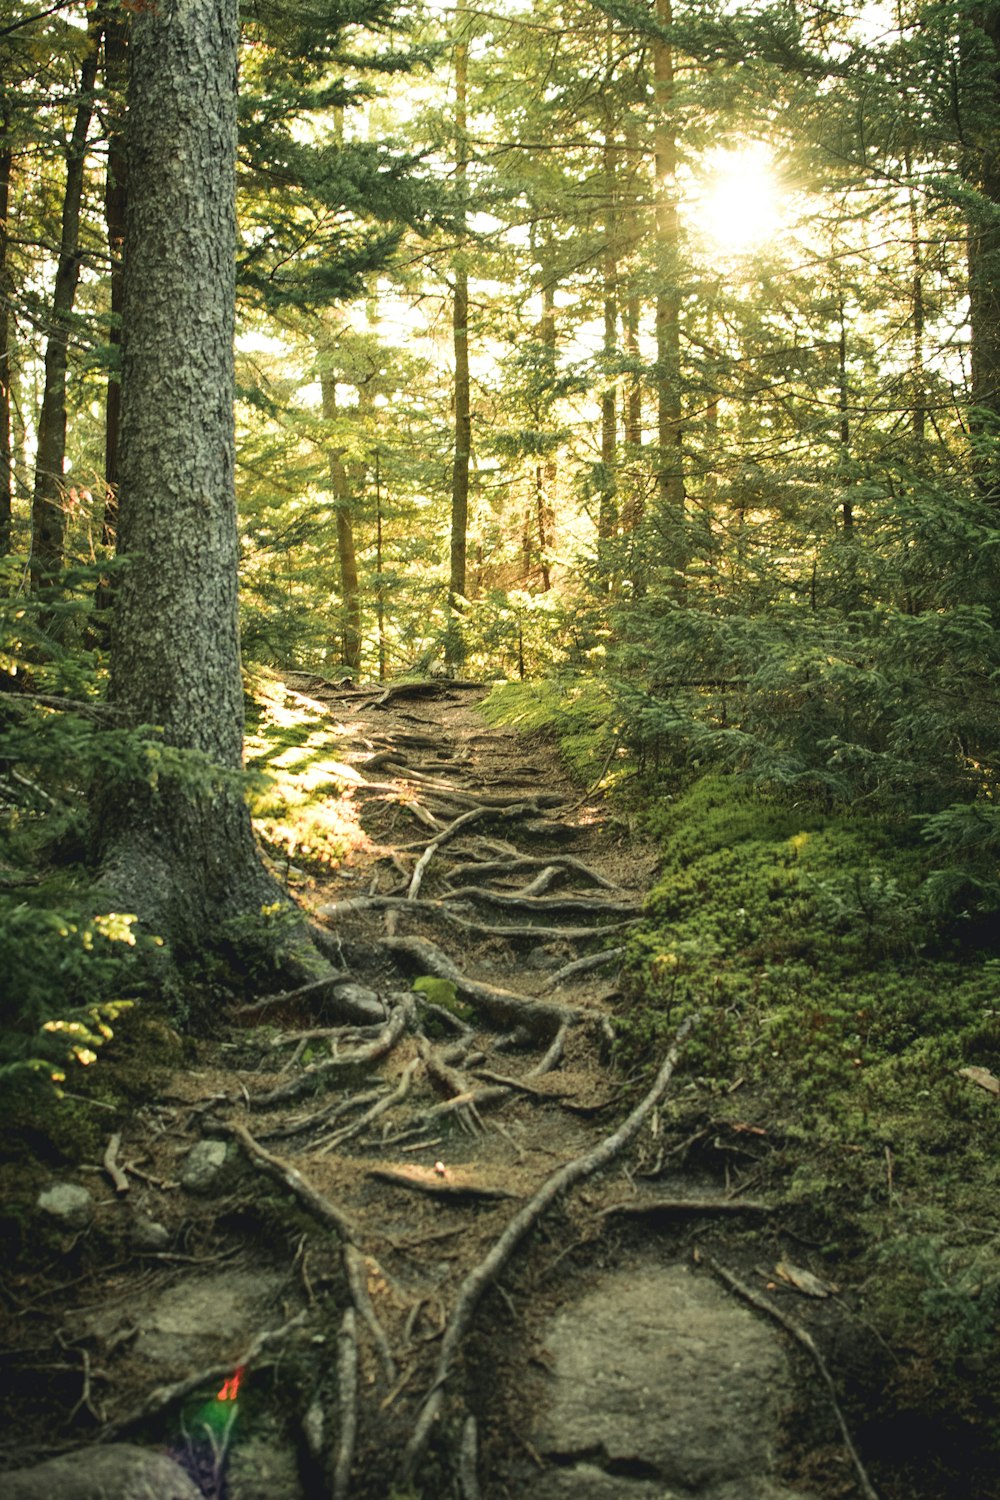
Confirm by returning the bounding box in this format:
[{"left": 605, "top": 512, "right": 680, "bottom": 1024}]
[{"left": 2, "top": 679, "right": 859, "bottom": 1500}]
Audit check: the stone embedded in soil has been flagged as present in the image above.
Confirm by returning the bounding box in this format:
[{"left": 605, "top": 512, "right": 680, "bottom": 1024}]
[
  {"left": 120, "top": 1270, "right": 286, "bottom": 1369},
  {"left": 0, "top": 1443, "right": 200, "bottom": 1500},
  {"left": 226, "top": 1433, "right": 306, "bottom": 1500},
  {"left": 523, "top": 1470, "right": 817, "bottom": 1500},
  {"left": 36, "top": 1182, "right": 94, "bottom": 1231},
  {"left": 529, "top": 1261, "right": 816, "bottom": 1495},
  {"left": 131, "top": 1213, "right": 171, "bottom": 1250},
  {"left": 180, "top": 1138, "right": 231, "bottom": 1194}
]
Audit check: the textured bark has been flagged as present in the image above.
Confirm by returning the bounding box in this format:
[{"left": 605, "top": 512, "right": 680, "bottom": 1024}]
[
  {"left": 0, "top": 133, "right": 11, "bottom": 557},
  {"left": 320, "top": 371, "right": 362, "bottom": 673},
  {"left": 598, "top": 113, "right": 618, "bottom": 548},
  {"left": 29, "top": 13, "right": 102, "bottom": 590},
  {"left": 446, "top": 19, "right": 470, "bottom": 667},
  {"left": 102, "top": 8, "right": 129, "bottom": 522},
  {"left": 966, "top": 6, "right": 1000, "bottom": 500},
  {"left": 99, "top": 0, "right": 287, "bottom": 957},
  {"left": 653, "top": 0, "right": 684, "bottom": 539}
]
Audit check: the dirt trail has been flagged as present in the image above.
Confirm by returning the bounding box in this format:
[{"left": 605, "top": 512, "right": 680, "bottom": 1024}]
[{"left": 0, "top": 681, "right": 869, "bottom": 1500}]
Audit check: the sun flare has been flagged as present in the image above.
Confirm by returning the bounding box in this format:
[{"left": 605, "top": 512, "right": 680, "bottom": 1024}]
[{"left": 695, "top": 144, "right": 783, "bottom": 255}]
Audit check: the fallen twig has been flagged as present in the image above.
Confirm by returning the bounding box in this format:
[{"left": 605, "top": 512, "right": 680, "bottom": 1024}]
[
  {"left": 368, "top": 1165, "right": 518, "bottom": 1202},
  {"left": 401, "top": 1014, "right": 697, "bottom": 1481},
  {"left": 102, "top": 1133, "right": 130, "bottom": 1197},
  {"left": 701, "top": 1253, "right": 880, "bottom": 1500}
]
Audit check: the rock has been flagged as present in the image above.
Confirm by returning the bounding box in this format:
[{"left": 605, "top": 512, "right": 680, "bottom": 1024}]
[
  {"left": 129, "top": 1269, "right": 286, "bottom": 1369},
  {"left": 330, "top": 982, "right": 385, "bottom": 1023},
  {"left": 226, "top": 1434, "right": 305, "bottom": 1500},
  {"left": 0, "top": 1443, "right": 200, "bottom": 1500},
  {"left": 36, "top": 1183, "right": 94, "bottom": 1232},
  {"left": 131, "top": 1213, "right": 171, "bottom": 1251},
  {"left": 180, "top": 1138, "right": 230, "bottom": 1194},
  {"left": 519, "top": 819, "right": 582, "bottom": 846},
  {"left": 530, "top": 1261, "right": 804, "bottom": 1494},
  {"left": 524, "top": 1474, "right": 818, "bottom": 1500}
]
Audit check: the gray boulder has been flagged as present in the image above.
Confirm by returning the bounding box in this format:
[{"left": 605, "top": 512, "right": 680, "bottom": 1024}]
[
  {"left": 0, "top": 1444, "right": 200, "bottom": 1500},
  {"left": 36, "top": 1183, "right": 94, "bottom": 1232}
]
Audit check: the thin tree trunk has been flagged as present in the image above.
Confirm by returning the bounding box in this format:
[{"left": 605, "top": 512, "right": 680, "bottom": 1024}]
[
  {"left": 965, "top": 7, "right": 1000, "bottom": 500},
  {"left": 837, "top": 291, "right": 853, "bottom": 533},
  {"left": 653, "top": 0, "right": 684, "bottom": 543},
  {"left": 0, "top": 130, "right": 12, "bottom": 557},
  {"left": 320, "top": 369, "right": 362, "bottom": 674},
  {"left": 598, "top": 113, "right": 618, "bottom": 548},
  {"left": 99, "top": 0, "right": 291, "bottom": 959},
  {"left": 446, "top": 15, "right": 470, "bottom": 668},
  {"left": 29, "top": 13, "right": 103, "bottom": 591}
]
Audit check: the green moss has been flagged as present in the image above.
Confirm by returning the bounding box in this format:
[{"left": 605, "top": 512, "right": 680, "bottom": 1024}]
[
  {"left": 616, "top": 771, "right": 1000, "bottom": 1409},
  {"left": 480, "top": 677, "right": 619, "bottom": 783}
]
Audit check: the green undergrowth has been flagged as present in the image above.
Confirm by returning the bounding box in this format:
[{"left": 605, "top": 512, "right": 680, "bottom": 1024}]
[
  {"left": 479, "top": 677, "right": 623, "bottom": 785},
  {"left": 619, "top": 772, "right": 1000, "bottom": 1455}
]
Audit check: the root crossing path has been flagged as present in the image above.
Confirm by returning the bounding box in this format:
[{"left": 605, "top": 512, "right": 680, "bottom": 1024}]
[{"left": 2, "top": 678, "right": 869, "bottom": 1500}]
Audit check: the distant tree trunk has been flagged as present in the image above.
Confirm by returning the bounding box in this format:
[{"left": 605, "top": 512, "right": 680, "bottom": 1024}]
[
  {"left": 446, "top": 15, "right": 470, "bottom": 668},
  {"left": 29, "top": 12, "right": 103, "bottom": 591},
  {"left": 837, "top": 291, "right": 853, "bottom": 533},
  {"left": 598, "top": 112, "right": 618, "bottom": 548},
  {"left": 98, "top": 0, "right": 292, "bottom": 960},
  {"left": 653, "top": 0, "right": 684, "bottom": 546},
  {"left": 0, "top": 129, "right": 12, "bottom": 557},
  {"left": 535, "top": 279, "right": 556, "bottom": 592},
  {"left": 320, "top": 369, "right": 362, "bottom": 673}
]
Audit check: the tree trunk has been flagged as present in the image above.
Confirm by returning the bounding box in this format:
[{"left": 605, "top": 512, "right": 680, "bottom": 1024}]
[
  {"left": 653, "top": 0, "right": 684, "bottom": 544},
  {"left": 102, "top": 8, "right": 129, "bottom": 533},
  {"left": 598, "top": 113, "right": 618, "bottom": 548},
  {"left": 29, "top": 12, "right": 103, "bottom": 591},
  {"left": 98, "top": 0, "right": 289, "bottom": 960},
  {"left": 0, "top": 130, "right": 12, "bottom": 557},
  {"left": 965, "top": 6, "right": 1000, "bottom": 500},
  {"left": 320, "top": 369, "right": 362, "bottom": 673},
  {"left": 446, "top": 16, "right": 470, "bottom": 668}
]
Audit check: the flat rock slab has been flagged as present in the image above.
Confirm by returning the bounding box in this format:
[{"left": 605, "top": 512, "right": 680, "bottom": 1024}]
[
  {"left": 133, "top": 1269, "right": 286, "bottom": 1366},
  {"left": 1, "top": 1444, "right": 200, "bottom": 1500},
  {"left": 525, "top": 1470, "right": 816, "bottom": 1500},
  {"left": 529, "top": 1261, "right": 814, "bottom": 1494}
]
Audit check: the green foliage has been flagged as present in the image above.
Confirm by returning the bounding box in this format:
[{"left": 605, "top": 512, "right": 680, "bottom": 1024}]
[
  {"left": 480, "top": 676, "right": 620, "bottom": 783},
  {"left": 411, "top": 973, "right": 473, "bottom": 1025}
]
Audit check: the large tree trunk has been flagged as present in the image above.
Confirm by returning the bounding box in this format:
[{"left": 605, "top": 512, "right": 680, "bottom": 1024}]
[
  {"left": 98, "top": 0, "right": 287, "bottom": 960},
  {"left": 598, "top": 111, "right": 618, "bottom": 551},
  {"left": 102, "top": 8, "right": 128, "bottom": 530},
  {"left": 965, "top": 5, "right": 1000, "bottom": 501},
  {"left": 29, "top": 12, "right": 103, "bottom": 591},
  {"left": 446, "top": 16, "right": 470, "bottom": 669},
  {"left": 0, "top": 130, "right": 12, "bottom": 557}
]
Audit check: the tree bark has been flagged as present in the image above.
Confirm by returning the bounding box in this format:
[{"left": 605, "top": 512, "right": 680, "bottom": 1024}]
[
  {"left": 0, "top": 128, "right": 12, "bottom": 557},
  {"left": 598, "top": 110, "right": 618, "bottom": 550},
  {"left": 965, "top": 5, "right": 1000, "bottom": 500},
  {"left": 29, "top": 12, "right": 103, "bottom": 591},
  {"left": 102, "top": 8, "right": 129, "bottom": 529},
  {"left": 98, "top": 0, "right": 289, "bottom": 959},
  {"left": 653, "top": 0, "right": 684, "bottom": 547},
  {"left": 320, "top": 368, "right": 362, "bottom": 673},
  {"left": 446, "top": 15, "right": 470, "bottom": 668}
]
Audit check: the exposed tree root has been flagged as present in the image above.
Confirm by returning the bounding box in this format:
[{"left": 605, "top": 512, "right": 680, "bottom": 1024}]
[
  {"left": 400, "top": 1015, "right": 697, "bottom": 1482},
  {"left": 332, "top": 1308, "right": 358, "bottom": 1500},
  {"left": 249, "top": 1001, "right": 414, "bottom": 1109},
  {"left": 408, "top": 807, "right": 492, "bottom": 899},
  {"left": 700, "top": 1252, "right": 881, "bottom": 1500},
  {"left": 444, "top": 855, "right": 623, "bottom": 890},
  {"left": 445, "top": 885, "right": 641, "bottom": 916},
  {"left": 601, "top": 1197, "right": 770, "bottom": 1218},
  {"left": 211, "top": 1119, "right": 360, "bottom": 1243},
  {"left": 459, "top": 1413, "right": 481, "bottom": 1500},
  {"left": 104, "top": 1311, "right": 308, "bottom": 1437},
  {"left": 541, "top": 946, "right": 626, "bottom": 991},
  {"left": 380, "top": 934, "right": 578, "bottom": 1038},
  {"left": 235, "top": 972, "right": 360, "bottom": 1019},
  {"left": 343, "top": 1245, "right": 396, "bottom": 1386},
  {"left": 315, "top": 1059, "right": 421, "bottom": 1155},
  {"left": 526, "top": 1020, "right": 572, "bottom": 1077}
]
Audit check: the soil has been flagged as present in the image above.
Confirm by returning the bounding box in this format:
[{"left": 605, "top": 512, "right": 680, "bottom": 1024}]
[{"left": 0, "top": 678, "right": 912, "bottom": 1499}]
